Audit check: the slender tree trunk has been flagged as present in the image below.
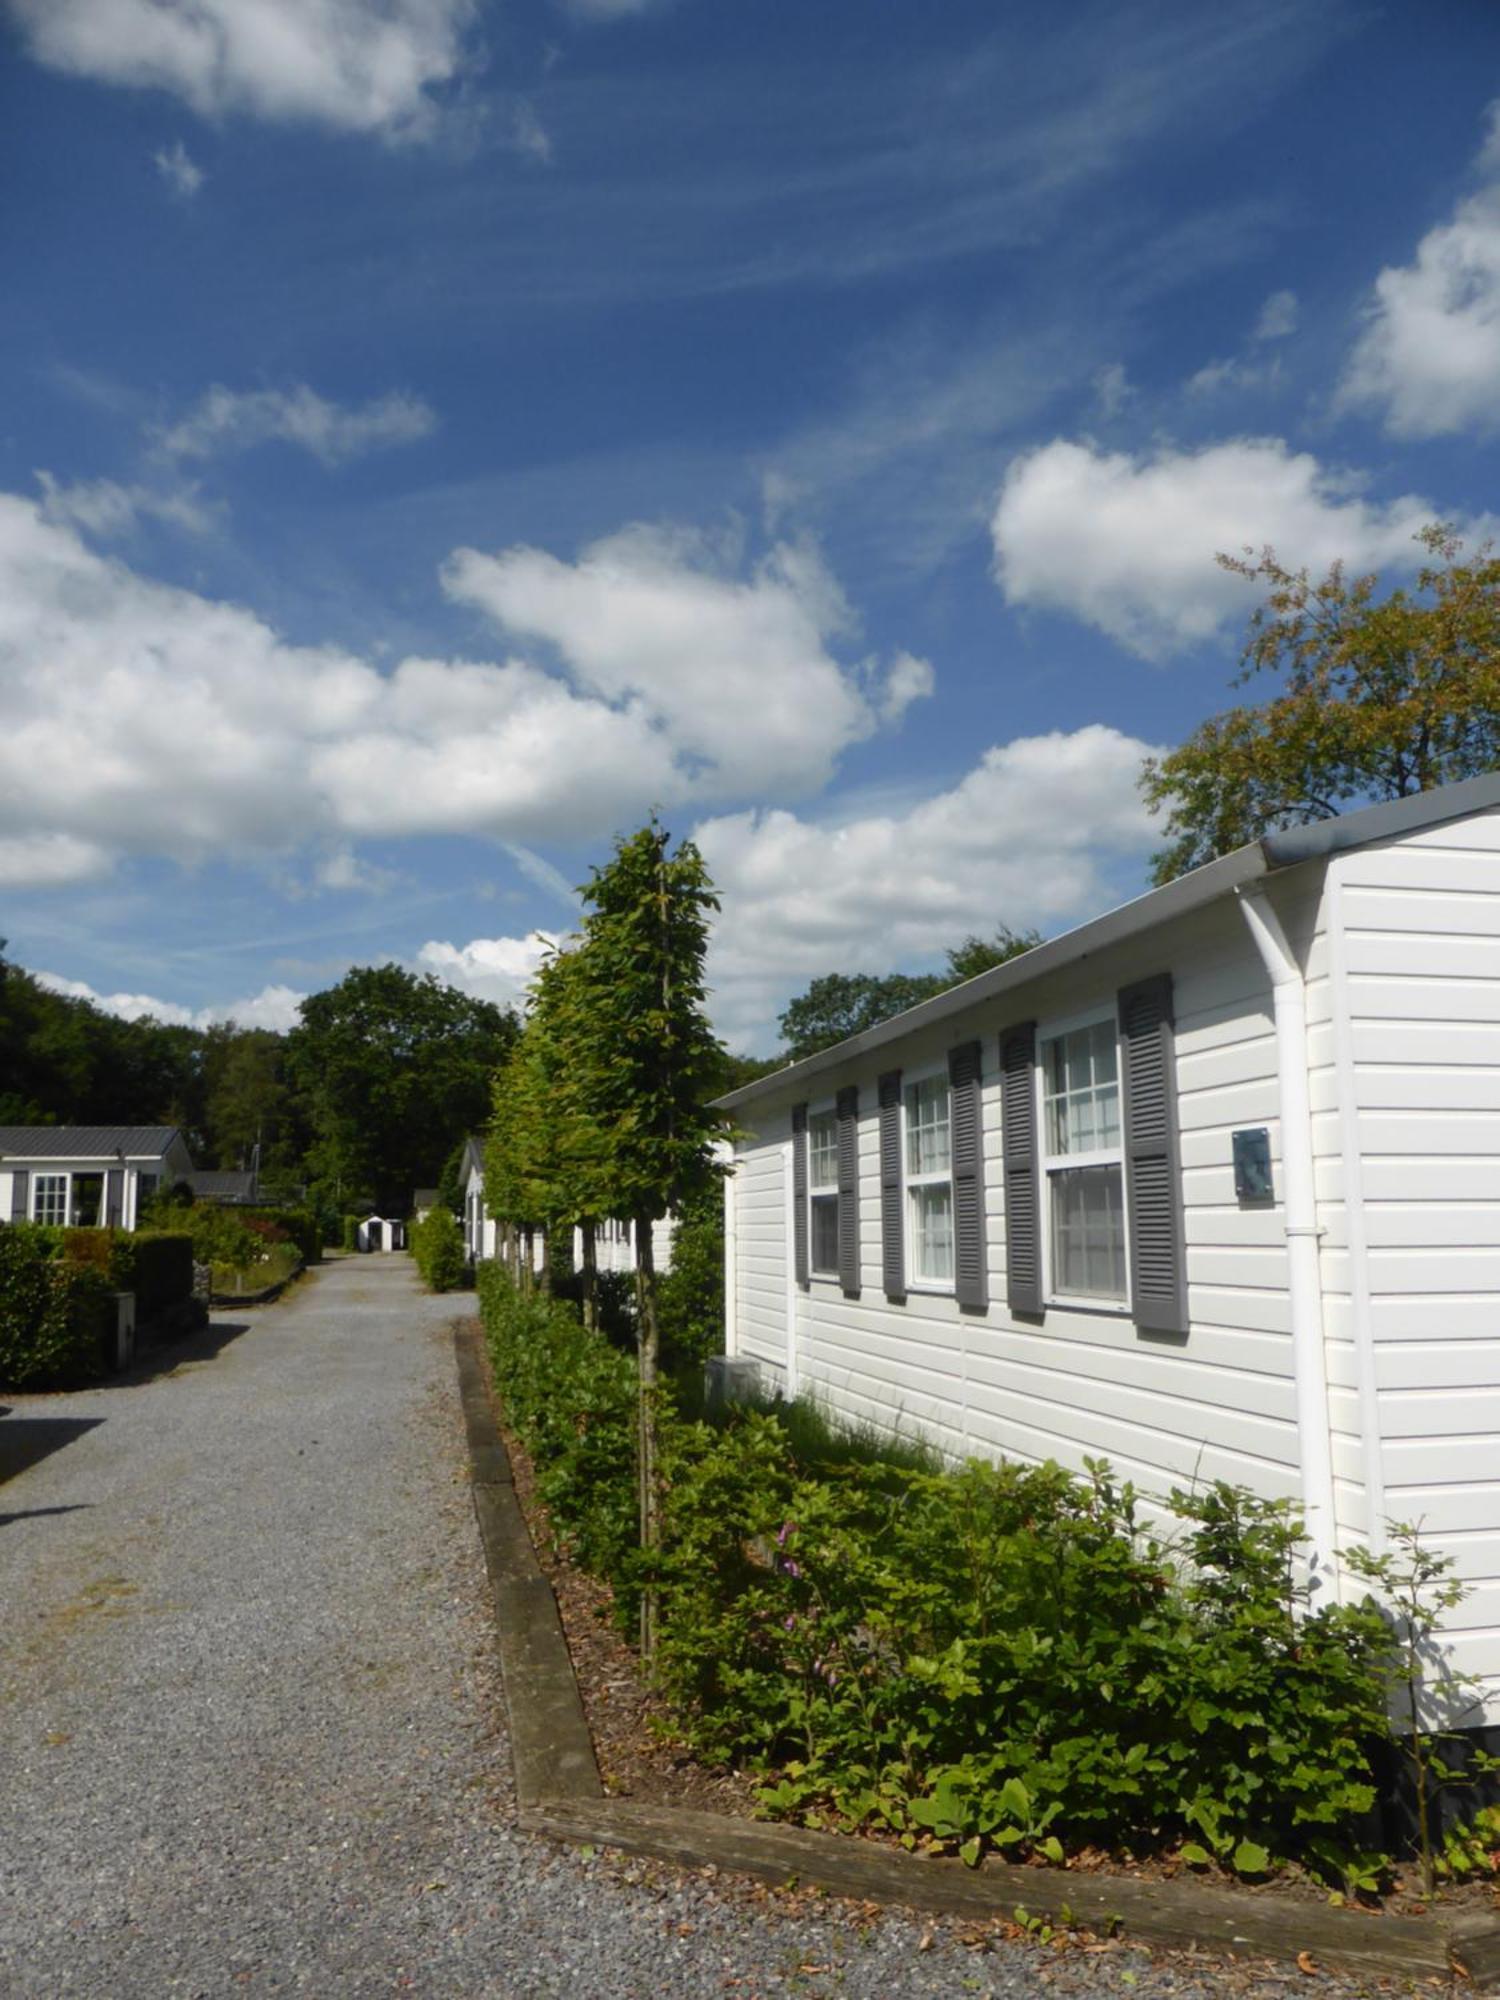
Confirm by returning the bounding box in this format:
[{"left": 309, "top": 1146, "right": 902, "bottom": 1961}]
[
  {"left": 635, "top": 1214, "right": 661, "bottom": 1662},
  {"left": 538, "top": 1224, "right": 552, "bottom": 1298},
  {"left": 581, "top": 1218, "right": 598, "bottom": 1331},
  {"left": 521, "top": 1224, "right": 535, "bottom": 1295}
]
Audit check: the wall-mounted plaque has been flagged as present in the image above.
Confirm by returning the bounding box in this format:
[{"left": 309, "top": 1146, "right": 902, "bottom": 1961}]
[{"left": 1232, "top": 1126, "right": 1274, "bottom": 1203}]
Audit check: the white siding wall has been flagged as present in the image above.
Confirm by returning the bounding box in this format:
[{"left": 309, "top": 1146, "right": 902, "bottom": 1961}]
[
  {"left": 730, "top": 876, "right": 1328, "bottom": 1519},
  {"left": 1334, "top": 818, "right": 1500, "bottom": 1711}
]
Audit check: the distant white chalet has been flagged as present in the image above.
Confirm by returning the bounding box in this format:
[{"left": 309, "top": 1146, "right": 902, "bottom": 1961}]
[
  {"left": 717, "top": 772, "right": 1500, "bottom": 1727},
  {"left": 0, "top": 1126, "right": 194, "bottom": 1232}
]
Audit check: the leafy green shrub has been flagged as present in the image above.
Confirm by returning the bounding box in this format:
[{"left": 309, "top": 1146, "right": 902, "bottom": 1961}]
[
  {"left": 341, "top": 1214, "right": 359, "bottom": 1252},
  {"left": 478, "top": 1265, "right": 1401, "bottom": 1880},
  {"left": 411, "top": 1205, "right": 467, "bottom": 1292},
  {"left": 657, "top": 1180, "right": 725, "bottom": 1366},
  {"left": 255, "top": 1207, "right": 320, "bottom": 1265},
  {"left": 0, "top": 1224, "right": 112, "bottom": 1386}
]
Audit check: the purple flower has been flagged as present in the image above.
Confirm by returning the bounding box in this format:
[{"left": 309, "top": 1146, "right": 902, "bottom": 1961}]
[
  {"left": 781, "top": 1558, "right": 801, "bottom": 1578},
  {"left": 784, "top": 1615, "right": 797, "bottom": 1631},
  {"left": 776, "top": 1521, "right": 796, "bottom": 1547}
]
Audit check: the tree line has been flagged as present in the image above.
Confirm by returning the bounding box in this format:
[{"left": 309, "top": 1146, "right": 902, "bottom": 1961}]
[{"left": 0, "top": 949, "right": 515, "bottom": 1219}]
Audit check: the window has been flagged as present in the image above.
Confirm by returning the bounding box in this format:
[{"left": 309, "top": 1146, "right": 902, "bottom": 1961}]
[
  {"left": 72, "top": 1172, "right": 103, "bottom": 1227},
  {"left": 808, "top": 1110, "right": 839, "bottom": 1275},
  {"left": 1041, "top": 1016, "right": 1126, "bottom": 1302},
  {"left": 904, "top": 1074, "right": 953, "bottom": 1285},
  {"left": 32, "top": 1174, "right": 68, "bottom": 1226}
]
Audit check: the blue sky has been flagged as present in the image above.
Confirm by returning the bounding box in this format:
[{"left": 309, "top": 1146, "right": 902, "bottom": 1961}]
[{"left": 2, "top": 0, "right": 1499, "bottom": 1049}]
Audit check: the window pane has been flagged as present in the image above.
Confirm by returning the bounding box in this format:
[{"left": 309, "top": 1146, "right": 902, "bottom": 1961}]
[
  {"left": 810, "top": 1193, "right": 839, "bottom": 1274},
  {"left": 809, "top": 1113, "right": 839, "bottom": 1191},
  {"left": 910, "top": 1182, "right": 954, "bottom": 1282},
  {"left": 1043, "top": 1020, "right": 1121, "bottom": 1156},
  {"left": 33, "top": 1174, "right": 67, "bottom": 1226},
  {"left": 905, "top": 1076, "right": 950, "bottom": 1176},
  {"left": 1050, "top": 1164, "right": 1125, "bottom": 1300}
]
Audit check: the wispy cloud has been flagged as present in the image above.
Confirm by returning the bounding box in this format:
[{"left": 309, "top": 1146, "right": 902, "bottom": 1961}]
[
  {"left": 155, "top": 384, "right": 437, "bottom": 467},
  {"left": 152, "top": 139, "right": 204, "bottom": 198},
  {"left": 35, "top": 470, "right": 217, "bottom": 539}
]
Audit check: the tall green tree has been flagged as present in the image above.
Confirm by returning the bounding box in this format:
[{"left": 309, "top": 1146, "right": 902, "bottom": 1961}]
[
  {"left": 287, "top": 965, "right": 518, "bottom": 1212},
  {"left": 573, "top": 819, "right": 727, "bottom": 1655},
  {"left": 775, "top": 927, "right": 1044, "bottom": 1062},
  {"left": 1142, "top": 526, "right": 1500, "bottom": 884}
]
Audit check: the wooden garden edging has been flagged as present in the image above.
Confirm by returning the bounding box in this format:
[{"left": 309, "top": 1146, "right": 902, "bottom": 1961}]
[{"left": 453, "top": 1322, "right": 1500, "bottom": 1989}]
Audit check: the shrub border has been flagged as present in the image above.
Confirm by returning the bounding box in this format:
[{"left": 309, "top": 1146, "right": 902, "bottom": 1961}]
[{"left": 453, "top": 1322, "right": 1500, "bottom": 1987}]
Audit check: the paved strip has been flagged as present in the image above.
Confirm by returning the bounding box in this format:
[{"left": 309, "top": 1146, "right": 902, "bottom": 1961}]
[{"left": 0, "top": 1259, "right": 1421, "bottom": 1998}]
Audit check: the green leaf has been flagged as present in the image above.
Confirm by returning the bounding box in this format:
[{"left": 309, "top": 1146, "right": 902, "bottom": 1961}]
[
  {"left": 958, "top": 1837, "right": 982, "bottom": 1869},
  {"left": 1179, "top": 1842, "right": 1213, "bottom": 1868},
  {"left": 1232, "top": 1840, "right": 1271, "bottom": 1877}
]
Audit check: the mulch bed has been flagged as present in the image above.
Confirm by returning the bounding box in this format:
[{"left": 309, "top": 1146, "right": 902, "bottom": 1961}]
[{"left": 469, "top": 1321, "right": 1500, "bottom": 1932}]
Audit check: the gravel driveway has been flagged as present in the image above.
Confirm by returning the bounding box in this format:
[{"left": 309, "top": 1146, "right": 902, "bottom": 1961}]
[{"left": 0, "top": 1258, "right": 1393, "bottom": 1999}]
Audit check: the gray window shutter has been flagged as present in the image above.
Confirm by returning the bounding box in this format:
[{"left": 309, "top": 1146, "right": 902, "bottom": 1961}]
[
  {"left": 878, "top": 1070, "right": 904, "bottom": 1301},
  {"left": 105, "top": 1169, "right": 124, "bottom": 1229},
  {"left": 1000, "top": 1022, "right": 1042, "bottom": 1316},
  {"left": 11, "top": 1169, "right": 29, "bottom": 1223},
  {"left": 948, "top": 1041, "right": 987, "bottom": 1311},
  {"left": 791, "top": 1103, "right": 810, "bottom": 1287},
  {"left": 1119, "top": 973, "right": 1188, "bottom": 1336},
  {"left": 836, "top": 1085, "right": 860, "bottom": 1296}
]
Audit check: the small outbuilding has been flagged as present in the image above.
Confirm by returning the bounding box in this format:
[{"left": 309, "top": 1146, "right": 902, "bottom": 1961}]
[
  {"left": 355, "top": 1214, "right": 405, "bottom": 1253},
  {"left": 717, "top": 773, "right": 1500, "bottom": 1727},
  {"left": 0, "top": 1126, "right": 195, "bottom": 1232}
]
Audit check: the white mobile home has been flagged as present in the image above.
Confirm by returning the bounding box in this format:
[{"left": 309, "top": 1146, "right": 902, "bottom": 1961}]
[
  {"left": 0, "top": 1126, "right": 195, "bottom": 1232},
  {"left": 718, "top": 775, "right": 1500, "bottom": 1724}
]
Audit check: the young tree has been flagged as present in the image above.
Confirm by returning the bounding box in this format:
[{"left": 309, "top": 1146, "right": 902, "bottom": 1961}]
[
  {"left": 1142, "top": 526, "right": 1500, "bottom": 884},
  {"left": 573, "top": 819, "right": 727, "bottom": 1656},
  {"left": 944, "top": 925, "right": 1042, "bottom": 983}
]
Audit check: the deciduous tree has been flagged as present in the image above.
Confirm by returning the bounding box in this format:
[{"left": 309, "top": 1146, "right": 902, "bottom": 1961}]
[{"left": 1142, "top": 527, "right": 1500, "bottom": 884}]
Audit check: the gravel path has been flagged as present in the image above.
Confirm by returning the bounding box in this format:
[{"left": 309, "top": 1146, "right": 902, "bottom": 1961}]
[{"left": 0, "top": 1259, "right": 1404, "bottom": 1999}]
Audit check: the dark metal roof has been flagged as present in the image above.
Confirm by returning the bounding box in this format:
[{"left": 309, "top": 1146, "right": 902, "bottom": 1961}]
[
  {"left": 190, "top": 1170, "right": 258, "bottom": 1202},
  {"left": 714, "top": 771, "right": 1500, "bottom": 1113},
  {"left": 0, "top": 1125, "right": 184, "bottom": 1161}
]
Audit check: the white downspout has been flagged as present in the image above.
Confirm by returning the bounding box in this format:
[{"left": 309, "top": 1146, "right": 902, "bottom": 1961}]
[
  {"left": 1236, "top": 884, "right": 1341, "bottom": 1597},
  {"left": 723, "top": 1157, "right": 739, "bottom": 1359}
]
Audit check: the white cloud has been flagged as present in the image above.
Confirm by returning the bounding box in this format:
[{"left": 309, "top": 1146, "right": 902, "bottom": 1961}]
[
  {"left": 1092, "top": 362, "right": 1135, "bottom": 420},
  {"left": 152, "top": 139, "right": 203, "bottom": 197},
  {"left": 36, "top": 470, "right": 216, "bottom": 539},
  {"left": 444, "top": 524, "right": 926, "bottom": 799},
  {"left": 0, "top": 833, "right": 112, "bottom": 887},
  {"left": 509, "top": 100, "right": 553, "bottom": 164},
  {"left": 1341, "top": 178, "right": 1500, "bottom": 438},
  {"left": 314, "top": 848, "right": 397, "bottom": 894},
  {"left": 991, "top": 437, "right": 1451, "bottom": 658},
  {"left": 1252, "top": 289, "right": 1298, "bottom": 341},
  {"left": 157, "top": 384, "right": 436, "bottom": 466},
  {"left": 33, "top": 970, "right": 308, "bottom": 1032},
  {"left": 415, "top": 932, "right": 558, "bottom": 1011},
  {"left": 0, "top": 494, "right": 921, "bottom": 886},
  {"left": 8, "top": 0, "right": 477, "bottom": 141},
  {"left": 692, "top": 725, "right": 1160, "bottom": 1049}
]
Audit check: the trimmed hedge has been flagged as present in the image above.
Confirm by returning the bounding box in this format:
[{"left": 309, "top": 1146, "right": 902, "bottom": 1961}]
[
  {"left": 0, "top": 1225, "right": 114, "bottom": 1386},
  {"left": 109, "top": 1232, "right": 194, "bottom": 1321},
  {"left": 412, "top": 1205, "right": 466, "bottom": 1292}
]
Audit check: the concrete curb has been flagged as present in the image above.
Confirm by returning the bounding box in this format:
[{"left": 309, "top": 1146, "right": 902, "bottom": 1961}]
[{"left": 453, "top": 1322, "right": 1500, "bottom": 1989}]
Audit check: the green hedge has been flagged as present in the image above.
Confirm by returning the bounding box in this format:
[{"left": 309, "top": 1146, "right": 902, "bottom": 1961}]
[
  {"left": 412, "top": 1206, "right": 466, "bottom": 1292},
  {"left": 479, "top": 1266, "right": 1400, "bottom": 1883},
  {"left": 0, "top": 1225, "right": 114, "bottom": 1386},
  {"left": 109, "top": 1233, "right": 195, "bottom": 1321}
]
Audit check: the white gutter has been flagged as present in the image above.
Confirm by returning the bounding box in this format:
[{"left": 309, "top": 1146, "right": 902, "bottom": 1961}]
[{"left": 1235, "top": 885, "right": 1341, "bottom": 1595}]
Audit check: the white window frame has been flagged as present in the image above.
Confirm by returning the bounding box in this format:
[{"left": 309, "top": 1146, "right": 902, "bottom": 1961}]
[
  {"left": 32, "top": 1172, "right": 69, "bottom": 1226},
  {"left": 902, "top": 1066, "right": 955, "bottom": 1294},
  {"left": 1038, "top": 1006, "right": 1130, "bottom": 1312},
  {"left": 806, "top": 1104, "right": 840, "bottom": 1279}
]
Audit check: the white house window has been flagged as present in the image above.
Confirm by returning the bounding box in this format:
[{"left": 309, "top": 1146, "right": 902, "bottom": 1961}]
[
  {"left": 808, "top": 1110, "right": 839, "bottom": 1276},
  {"left": 904, "top": 1075, "right": 953, "bottom": 1285},
  {"left": 1041, "top": 1016, "right": 1126, "bottom": 1302},
  {"left": 32, "top": 1174, "right": 68, "bottom": 1226}
]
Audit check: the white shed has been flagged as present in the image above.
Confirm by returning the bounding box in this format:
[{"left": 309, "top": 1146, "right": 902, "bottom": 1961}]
[{"left": 717, "top": 773, "right": 1500, "bottom": 1728}]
